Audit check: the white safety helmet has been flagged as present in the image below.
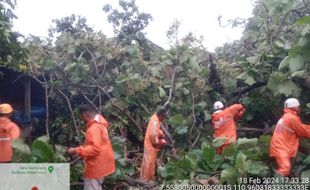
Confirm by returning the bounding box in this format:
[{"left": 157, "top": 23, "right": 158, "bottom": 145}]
[
  {"left": 214, "top": 101, "right": 224, "bottom": 110},
  {"left": 284, "top": 98, "right": 300, "bottom": 108}
]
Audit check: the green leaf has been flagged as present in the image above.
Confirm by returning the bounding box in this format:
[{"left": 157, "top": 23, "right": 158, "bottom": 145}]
[
  {"left": 64, "top": 62, "right": 76, "bottom": 72},
  {"left": 267, "top": 72, "right": 302, "bottom": 97},
  {"left": 259, "top": 135, "right": 272, "bottom": 144},
  {"left": 236, "top": 72, "right": 248, "bottom": 80},
  {"left": 112, "top": 137, "right": 126, "bottom": 152},
  {"left": 222, "top": 144, "right": 237, "bottom": 157},
  {"left": 197, "top": 101, "right": 207, "bottom": 108},
  {"left": 298, "top": 37, "right": 308, "bottom": 47},
  {"left": 31, "top": 140, "right": 55, "bottom": 162},
  {"left": 112, "top": 167, "right": 122, "bottom": 178},
  {"left": 274, "top": 40, "right": 285, "bottom": 49},
  {"left": 178, "top": 157, "right": 192, "bottom": 170},
  {"left": 278, "top": 56, "right": 289, "bottom": 70},
  {"left": 176, "top": 127, "right": 188, "bottom": 135},
  {"left": 54, "top": 145, "right": 66, "bottom": 154},
  {"left": 301, "top": 170, "right": 310, "bottom": 179},
  {"left": 289, "top": 55, "right": 304, "bottom": 72},
  {"left": 220, "top": 167, "right": 238, "bottom": 184},
  {"left": 179, "top": 53, "right": 189, "bottom": 64},
  {"left": 247, "top": 161, "right": 270, "bottom": 176},
  {"left": 237, "top": 72, "right": 256, "bottom": 85},
  {"left": 289, "top": 46, "right": 302, "bottom": 57},
  {"left": 114, "top": 152, "right": 121, "bottom": 160},
  {"left": 291, "top": 70, "right": 307, "bottom": 78},
  {"left": 182, "top": 88, "right": 190, "bottom": 95},
  {"left": 157, "top": 166, "right": 168, "bottom": 178},
  {"left": 204, "top": 111, "right": 211, "bottom": 121},
  {"left": 296, "top": 16, "right": 310, "bottom": 26},
  {"left": 212, "top": 137, "right": 227, "bottom": 148},
  {"left": 301, "top": 25, "right": 310, "bottom": 36},
  {"left": 246, "top": 56, "right": 258, "bottom": 64},
  {"left": 123, "top": 167, "right": 135, "bottom": 176},
  {"left": 158, "top": 87, "right": 166, "bottom": 98},
  {"left": 113, "top": 99, "right": 129, "bottom": 111},
  {"left": 168, "top": 114, "right": 185, "bottom": 126},
  {"left": 36, "top": 135, "right": 50, "bottom": 144},
  {"left": 203, "top": 146, "right": 216, "bottom": 162},
  {"left": 116, "top": 75, "right": 128, "bottom": 84},
  {"left": 245, "top": 76, "right": 256, "bottom": 86},
  {"left": 235, "top": 152, "right": 249, "bottom": 173},
  {"left": 303, "top": 155, "right": 310, "bottom": 165},
  {"left": 117, "top": 158, "right": 127, "bottom": 167},
  {"left": 186, "top": 149, "right": 202, "bottom": 168},
  {"left": 12, "top": 139, "right": 31, "bottom": 158},
  {"left": 164, "top": 60, "right": 174, "bottom": 65},
  {"left": 150, "top": 65, "right": 162, "bottom": 77},
  {"left": 54, "top": 152, "right": 67, "bottom": 162},
  {"left": 175, "top": 82, "right": 183, "bottom": 90},
  {"left": 237, "top": 138, "right": 258, "bottom": 149}
]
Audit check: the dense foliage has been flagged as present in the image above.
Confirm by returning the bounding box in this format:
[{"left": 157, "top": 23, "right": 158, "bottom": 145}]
[
  {"left": 0, "top": 0, "right": 309, "bottom": 189},
  {"left": 0, "top": 0, "right": 25, "bottom": 70}
]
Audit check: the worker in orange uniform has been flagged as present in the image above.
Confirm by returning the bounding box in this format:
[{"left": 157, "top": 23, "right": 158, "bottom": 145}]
[
  {"left": 68, "top": 105, "right": 115, "bottom": 190},
  {"left": 0, "top": 103, "right": 21, "bottom": 163},
  {"left": 140, "top": 108, "right": 167, "bottom": 181},
  {"left": 270, "top": 98, "right": 310, "bottom": 177},
  {"left": 211, "top": 101, "right": 245, "bottom": 154}
]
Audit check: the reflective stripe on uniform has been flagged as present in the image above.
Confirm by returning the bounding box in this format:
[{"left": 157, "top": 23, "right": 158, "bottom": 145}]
[
  {"left": 153, "top": 121, "right": 158, "bottom": 142},
  {"left": 275, "top": 119, "right": 294, "bottom": 134},
  {"left": 94, "top": 115, "right": 100, "bottom": 122},
  {"left": 214, "top": 116, "right": 233, "bottom": 129},
  {"left": 0, "top": 137, "right": 11, "bottom": 141},
  {"left": 214, "top": 117, "right": 225, "bottom": 129}
]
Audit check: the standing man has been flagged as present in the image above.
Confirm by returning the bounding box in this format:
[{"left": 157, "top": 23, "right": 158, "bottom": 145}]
[
  {"left": 211, "top": 101, "right": 245, "bottom": 154},
  {"left": 270, "top": 98, "right": 310, "bottom": 177},
  {"left": 68, "top": 105, "right": 115, "bottom": 190},
  {"left": 140, "top": 108, "right": 167, "bottom": 181},
  {"left": 0, "top": 103, "right": 20, "bottom": 163}
]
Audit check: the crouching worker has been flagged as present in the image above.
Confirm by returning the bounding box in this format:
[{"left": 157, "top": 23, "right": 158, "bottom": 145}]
[
  {"left": 140, "top": 108, "right": 167, "bottom": 181},
  {"left": 0, "top": 103, "right": 20, "bottom": 163},
  {"left": 270, "top": 98, "right": 310, "bottom": 177},
  {"left": 68, "top": 105, "right": 115, "bottom": 190},
  {"left": 211, "top": 101, "right": 245, "bottom": 154}
]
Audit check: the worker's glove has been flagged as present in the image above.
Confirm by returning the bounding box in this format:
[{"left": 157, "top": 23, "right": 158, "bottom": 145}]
[
  {"left": 154, "top": 139, "right": 167, "bottom": 149},
  {"left": 234, "top": 110, "right": 245, "bottom": 121},
  {"left": 159, "top": 139, "right": 167, "bottom": 145},
  {"left": 66, "top": 147, "right": 77, "bottom": 155}
]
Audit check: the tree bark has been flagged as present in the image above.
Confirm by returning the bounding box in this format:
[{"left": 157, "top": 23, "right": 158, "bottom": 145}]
[
  {"left": 57, "top": 89, "right": 81, "bottom": 138},
  {"left": 163, "top": 66, "right": 176, "bottom": 109},
  {"left": 229, "top": 82, "right": 267, "bottom": 100},
  {"left": 237, "top": 127, "right": 271, "bottom": 133}
]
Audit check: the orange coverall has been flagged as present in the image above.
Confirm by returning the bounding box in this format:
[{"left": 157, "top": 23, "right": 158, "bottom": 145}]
[
  {"left": 270, "top": 109, "right": 310, "bottom": 176},
  {"left": 140, "top": 113, "right": 165, "bottom": 181},
  {"left": 211, "top": 104, "right": 244, "bottom": 154},
  {"left": 72, "top": 116, "right": 115, "bottom": 179},
  {"left": 0, "top": 117, "right": 20, "bottom": 162}
]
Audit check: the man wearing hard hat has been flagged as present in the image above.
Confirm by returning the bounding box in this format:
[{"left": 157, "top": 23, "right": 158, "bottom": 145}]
[
  {"left": 270, "top": 98, "right": 310, "bottom": 176},
  {"left": 0, "top": 103, "right": 21, "bottom": 163},
  {"left": 211, "top": 101, "right": 245, "bottom": 154}
]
